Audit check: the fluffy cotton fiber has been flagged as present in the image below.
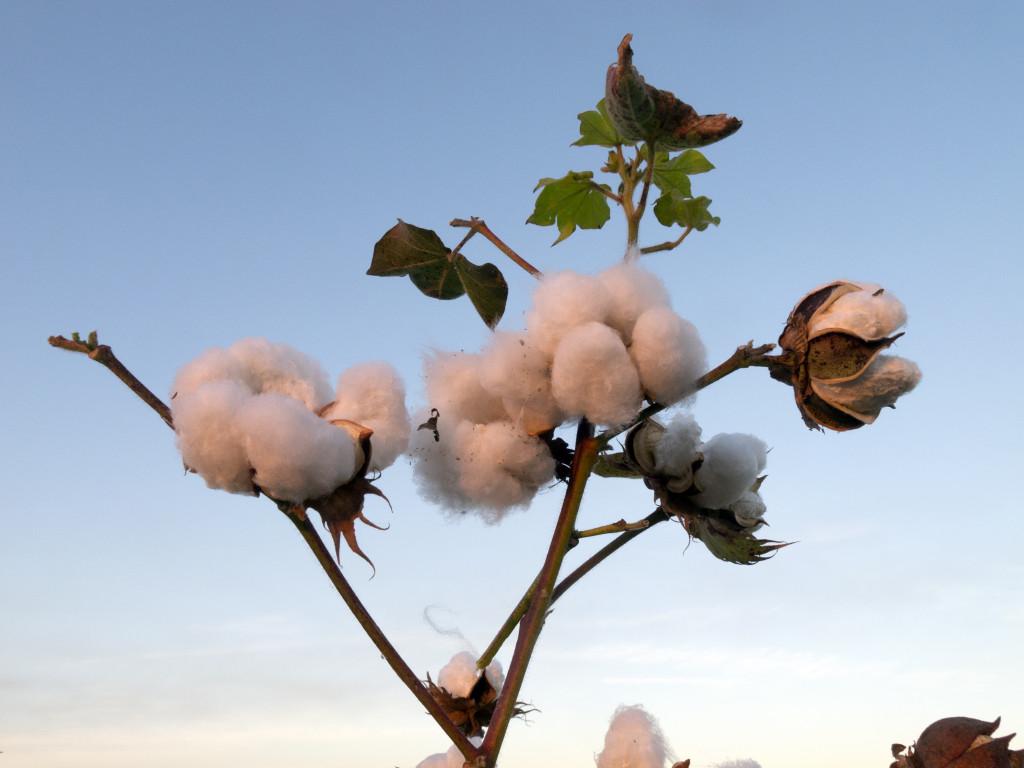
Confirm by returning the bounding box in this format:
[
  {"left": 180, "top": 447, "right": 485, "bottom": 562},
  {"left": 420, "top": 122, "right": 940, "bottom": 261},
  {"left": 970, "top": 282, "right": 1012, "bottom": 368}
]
[
  {"left": 811, "top": 354, "right": 921, "bottom": 423},
  {"left": 692, "top": 433, "right": 768, "bottom": 510},
  {"left": 808, "top": 282, "right": 907, "bottom": 340},
  {"left": 597, "top": 262, "right": 671, "bottom": 342},
  {"left": 525, "top": 271, "right": 613, "bottom": 354},
  {"left": 596, "top": 705, "right": 670, "bottom": 768},
  {"left": 321, "top": 362, "right": 411, "bottom": 471},
  {"left": 437, "top": 651, "right": 504, "bottom": 698},
  {"left": 424, "top": 351, "right": 507, "bottom": 425},
  {"left": 551, "top": 322, "right": 641, "bottom": 426},
  {"left": 478, "top": 331, "right": 563, "bottom": 434},
  {"left": 630, "top": 306, "right": 706, "bottom": 406}
]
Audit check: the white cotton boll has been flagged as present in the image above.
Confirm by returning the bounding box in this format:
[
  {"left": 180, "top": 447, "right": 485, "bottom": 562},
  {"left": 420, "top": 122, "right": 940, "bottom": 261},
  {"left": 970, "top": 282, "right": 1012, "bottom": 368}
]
[
  {"left": 408, "top": 413, "right": 472, "bottom": 511},
  {"left": 454, "top": 420, "right": 556, "bottom": 520},
  {"left": 729, "top": 490, "right": 767, "bottom": 528},
  {"left": 551, "top": 322, "right": 642, "bottom": 426},
  {"left": 598, "top": 262, "right": 671, "bottom": 342},
  {"left": 652, "top": 412, "right": 703, "bottom": 480},
  {"left": 238, "top": 394, "right": 357, "bottom": 503},
  {"left": 484, "top": 658, "right": 504, "bottom": 691},
  {"left": 808, "top": 283, "right": 907, "bottom": 341},
  {"left": 226, "top": 337, "right": 333, "bottom": 410},
  {"left": 172, "top": 379, "right": 254, "bottom": 493},
  {"left": 171, "top": 347, "right": 251, "bottom": 400},
  {"left": 525, "top": 271, "right": 614, "bottom": 354},
  {"left": 811, "top": 354, "right": 921, "bottom": 424},
  {"left": 322, "top": 362, "right": 411, "bottom": 471},
  {"left": 425, "top": 351, "right": 506, "bottom": 425},
  {"left": 630, "top": 307, "right": 707, "bottom": 405},
  {"left": 596, "top": 705, "right": 669, "bottom": 768},
  {"left": 692, "top": 433, "right": 768, "bottom": 510},
  {"left": 438, "top": 651, "right": 480, "bottom": 698},
  {"left": 479, "top": 332, "right": 564, "bottom": 434}
]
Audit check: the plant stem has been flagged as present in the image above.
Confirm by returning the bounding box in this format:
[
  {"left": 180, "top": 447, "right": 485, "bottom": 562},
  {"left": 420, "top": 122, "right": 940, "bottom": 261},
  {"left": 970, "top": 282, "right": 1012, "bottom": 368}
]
[
  {"left": 601, "top": 340, "right": 777, "bottom": 443},
  {"left": 286, "top": 511, "right": 481, "bottom": 763},
  {"left": 590, "top": 181, "right": 623, "bottom": 205},
  {"left": 48, "top": 335, "right": 174, "bottom": 429},
  {"left": 480, "top": 421, "right": 599, "bottom": 766},
  {"left": 449, "top": 217, "right": 542, "bottom": 278},
  {"left": 476, "top": 508, "right": 667, "bottom": 670},
  {"left": 640, "top": 225, "right": 694, "bottom": 255},
  {"left": 575, "top": 518, "right": 651, "bottom": 538},
  {"left": 633, "top": 142, "right": 656, "bottom": 222}
]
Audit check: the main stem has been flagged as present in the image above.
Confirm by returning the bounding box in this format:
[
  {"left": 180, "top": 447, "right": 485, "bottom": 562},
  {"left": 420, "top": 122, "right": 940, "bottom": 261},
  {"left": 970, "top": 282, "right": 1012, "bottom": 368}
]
[
  {"left": 287, "top": 512, "right": 481, "bottom": 762},
  {"left": 480, "top": 421, "right": 599, "bottom": 766}
]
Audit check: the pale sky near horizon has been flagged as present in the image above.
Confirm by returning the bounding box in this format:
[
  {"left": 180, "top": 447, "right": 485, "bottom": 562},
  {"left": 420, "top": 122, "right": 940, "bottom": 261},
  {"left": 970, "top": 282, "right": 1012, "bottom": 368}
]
[{"left": 2, "top": 2, "right": 1023, "bottom": 767}]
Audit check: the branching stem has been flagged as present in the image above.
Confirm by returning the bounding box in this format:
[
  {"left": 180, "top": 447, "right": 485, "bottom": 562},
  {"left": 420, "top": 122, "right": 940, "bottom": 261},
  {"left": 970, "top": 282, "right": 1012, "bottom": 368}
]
[
  {"left": 575, "top": 518, "right": 651, "bottom": 538},
  {"left": 640, "top": 225, "right": 694, "bottom": 255},
  {"left": 450, "top": 217, "right": 542, "bottom": 278}
]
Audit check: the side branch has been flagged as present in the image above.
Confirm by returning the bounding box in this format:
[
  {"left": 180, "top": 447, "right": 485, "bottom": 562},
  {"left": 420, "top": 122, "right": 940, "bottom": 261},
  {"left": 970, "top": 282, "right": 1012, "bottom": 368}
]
[
  {"left": 640, "top": 225, "right": 694, "bottom": 255},
  {"left": 450, "top": 217, "right": 542, "bottom": 278},
  {"left": 48, "top": 334, "right": 174, "bottom": 429}
]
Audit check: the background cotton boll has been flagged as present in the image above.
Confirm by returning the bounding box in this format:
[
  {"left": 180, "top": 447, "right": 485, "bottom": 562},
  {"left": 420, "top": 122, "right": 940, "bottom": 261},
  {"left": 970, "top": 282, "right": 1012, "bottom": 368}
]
[
  {"left": 238, "top": 394, "right": 358, "bottom": 503},
  {"left": 226, "top": 337, "right": 334, "bottom": 410},
  {"left": 437, "top": 651, "right": 480, "bottom": 698},
  {"left": 172, "top": 380, "right": 254, "bottom": 494},
  {"left": 525, "top": 270, "right": 613, "bottom": 354},
  {"left": 454, "top": 420, "right": 555, "bottom": 519},
  {"left": 653, "top": 412, "right": 703, "bottom": 476},
  {"left": 408, "top": 411, "right": 472, "bottom": 511},
  {"left": 692, "top": 433, "right": 769, "bottom": 510},
  {"left": 596, "top": 705, "right": 670, "bottom": 768},
  {"left": 630, "top": 307, "right": 707, "bottom": 406},
  {"left": 713, "top": 761, "right": 763, "bottom": 768},
  {"left": 809, "top": 284, "right": 907, "bottom": 340},
  {"left": 424, "top": 351, "right": 506, "bottom": 425},
  {"left": 323, "top": 362, "right": 411, "bottom": 471},
  {"left": 551, "top": 322, "right": 641, "bottom": 426},
  {"left": 598, "top": 262, "right": 671, "bottom": 342}
]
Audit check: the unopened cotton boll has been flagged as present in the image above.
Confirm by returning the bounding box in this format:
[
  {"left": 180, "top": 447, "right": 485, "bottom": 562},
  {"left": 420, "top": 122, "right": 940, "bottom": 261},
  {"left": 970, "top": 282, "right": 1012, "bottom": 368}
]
[
  {"left": 424, "top": 351, "right": 506, "bottom": 425},
  {"left": 630, "top": 307, "right": 706, "bottom": 405},
  {"left": 239, "top": 394, "right": 358, "bottom": 503},
  {"left": 525, "top": 271, "right": 614, "bottom": 354},
  {"left": 322, "top": 362, "right": 411, "bottom": 471},
  {"left": 551, "top": 322, "right": 642, "bottom": 426},
  {"left": 596, "top": 705, "right": 670, "bottom": 768},
  {"left": 479, "top": 332, "right": 564, "bottom": 433},
  {"left": 598, "top": 262, "right": 671, "bottom": 342},
  {"left": 172, "top": 379, "right": 254, "bottom": 494},
  {"left": 692, "top": 433, "right": 768, "bottom": 510}
]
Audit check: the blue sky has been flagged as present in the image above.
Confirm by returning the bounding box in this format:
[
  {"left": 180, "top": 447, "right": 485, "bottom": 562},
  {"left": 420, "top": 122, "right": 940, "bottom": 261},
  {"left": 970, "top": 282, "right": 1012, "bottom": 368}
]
[{"left": 2, "top": 2, "right": 1022, "bottom": 766}]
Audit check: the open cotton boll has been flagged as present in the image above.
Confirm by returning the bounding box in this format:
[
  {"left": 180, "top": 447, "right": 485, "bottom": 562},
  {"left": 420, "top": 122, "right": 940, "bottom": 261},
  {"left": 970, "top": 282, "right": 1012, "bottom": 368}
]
[
  {"left": 598, "top": 262, "right": 671, "bottom": 342},
  {"left": 808, "top": 283, "right": 907, "bottom": 340},
  {"left": 596, "top": 705, "right": 670, "bottom": 768},
  {"left": 811, "top": 355, "right": 921, "bottom": 424},
  {"left": 408, "top": 414, "right": 472, "bottom": 511},
  {"left": 692, "top": 433, "right": 768, "bottom": 510},
  {"left": 630, "top": 307, "right": 706, "bottom": 405},
  {"left": 438, "top": 651, "right": 480, "bottom": 698},
  {"left": 525, "top": 271, "right": 614, "bottom": 354},
  {"left": 239, "top": 394, "right": 358, "bottom": 503},
  {"left": 424, "top": 351, "right": 506, "bottom": 425},
  {"left": 652, "top": 412, "right": 703, "bottom": 478},
  {"left": 729, "top": 490, "right": 766, "bottom": 528},
  {"left": 551, "top": 322, "right": 641, "bottom": 426},
  {"left": 172, "top": 379, "right": 254, "bottom": 493},
  {"left": 479, "top": 332, "right": 564, "bottom": 433},
  {"left": 454, "top": 420, "right": 556, "bottom": 520},
  {"left": 322, "top": 362, "right": 411, "bottom": 471},
  {"left": 171, "top": 346, "right": 251, "bottom": 400}
]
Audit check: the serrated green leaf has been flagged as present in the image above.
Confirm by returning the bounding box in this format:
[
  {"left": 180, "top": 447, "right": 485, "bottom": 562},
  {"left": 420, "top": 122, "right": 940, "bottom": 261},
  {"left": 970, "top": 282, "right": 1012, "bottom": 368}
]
[
  {"left": 453, "top": 255, "right": 508, "bottom": 329},
  {"left": 368, "top": 220, "right": 464, "bottom": 300},
  {"left": 527, "top": 171, "right": 611, "bottom": 245},
  {"left": 652, "top": 193, "right": 720, "bottom": 231},
  {"left": 572, "top": 98, "right": 634, "bottom": 148}
]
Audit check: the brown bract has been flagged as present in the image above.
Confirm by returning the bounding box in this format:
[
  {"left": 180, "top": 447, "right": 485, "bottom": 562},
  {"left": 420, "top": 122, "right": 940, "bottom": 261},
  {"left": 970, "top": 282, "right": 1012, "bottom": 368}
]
[
  {"left": 425, "top": 674, "right": 529, "bottom": 738},
  {"left": 892, "top": 716, "right": 1024, "bottom": 768}
]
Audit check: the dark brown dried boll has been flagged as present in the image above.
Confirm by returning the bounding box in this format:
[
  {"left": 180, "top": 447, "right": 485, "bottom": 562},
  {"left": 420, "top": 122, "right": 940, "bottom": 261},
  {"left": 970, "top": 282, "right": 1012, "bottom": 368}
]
[{"left": 891, "top": 716, "right": 1024, "bottom": 768}]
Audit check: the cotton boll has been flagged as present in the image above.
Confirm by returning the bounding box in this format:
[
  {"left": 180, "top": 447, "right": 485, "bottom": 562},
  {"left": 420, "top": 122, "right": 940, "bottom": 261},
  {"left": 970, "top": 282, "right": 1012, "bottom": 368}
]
[
  {"left": 651, "top": 412, "right": 703, "bottom": 493},
  {"left": 408, "top": 413, "right": 472, "bottom": 511},
  {"left": 811, "top": 355, "right": 921, "bottom": 424},
  {"left": 692, "top": 433, "right": 768, "bottom": 510},
  {"left": 551, "top": 322, "right": 642, "bottom": 426},
  {"left": 454, "top": 420, "right": 556, "bottom": 520},
  {"left": 322, "top": 362, "right": 411, "bottom": 471},
  {"left": 437, "top": 651, "right": 480, "bottom": 698},
  {"left": 172, "top": 379, "right": 254, "bottom": 493},
  {"left": 226, "top": 337, "right": 334, "bottom": 410},
  {"left": 484, "top": 659, "right": 504, "bottom": 691},
  {"left": 239, "top": 394, "right": 358, "bottom": 503},
  {"left": 525, "top": 271, "right": 614, "bottom": 354},
  {"left": 596, "top": 705, "right": 670, "bottom": 768},
  {"left": 729, "top": 490, "right": 766, "bottom": 528},
  {"left": 172, "top": 347, "right": 251, "bottom": 400},
  {"left": 630, "top": 307, "right": 706, "bottom": 405},
  {"left": 479, "top": 332, "right": 564, "bottom": 434},
  {"left": 425, "top": 351, "right": 506, "bottom": 425},
  {"left": 808, "top": 283, "right": 907, "bottom": 340},
  {"left": 598, "top": 263, "right": 671, "bottom": 342}
]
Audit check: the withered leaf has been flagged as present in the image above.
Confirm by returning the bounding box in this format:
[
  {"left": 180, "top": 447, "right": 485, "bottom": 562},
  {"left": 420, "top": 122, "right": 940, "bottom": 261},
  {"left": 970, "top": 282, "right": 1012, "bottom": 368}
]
[
  {"left": 946, "top": 736, "right": 1015, "bottom": 768},
  {"left": 916, "top": 717, "right": 1002, "bottom": 768},
  {"left": 417, "top": 408, "right": 440, "bottom": 442},
  {"left": 368, "top": 220, "right": 464, "bottom": 300},
  {"left": 453, "top": 255, "right": 508, "bottom": 329}
]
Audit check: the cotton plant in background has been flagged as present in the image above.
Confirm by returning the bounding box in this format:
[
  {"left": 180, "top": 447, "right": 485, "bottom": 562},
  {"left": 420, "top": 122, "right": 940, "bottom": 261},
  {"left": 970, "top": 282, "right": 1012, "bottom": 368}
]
[{"left": 49, "top": 32, "right": 926, "bottom": 768}]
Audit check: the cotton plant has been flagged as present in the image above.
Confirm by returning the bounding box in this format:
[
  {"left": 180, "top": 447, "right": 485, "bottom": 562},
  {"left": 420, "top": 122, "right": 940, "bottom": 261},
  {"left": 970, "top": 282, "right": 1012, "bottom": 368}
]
[{"left": 49, "top": 34, "right": 926, "bottom": 768}]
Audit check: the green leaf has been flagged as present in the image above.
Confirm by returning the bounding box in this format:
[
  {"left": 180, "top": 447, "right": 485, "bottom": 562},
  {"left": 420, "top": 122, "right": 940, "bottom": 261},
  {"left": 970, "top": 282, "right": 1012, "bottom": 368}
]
[
  {"left": 527, "top": 171, "right": 611, "bottom": 245},
  {"left": 572, "top": 98, "right": 633, "bottom": 148},
  {"left": 453, "top": 255, "right": 508, "bottom": 330},
  {"left": 651, "top": 149, "right": 715, "bottom": 198},
  {"left": 368, "top": 220, "right": 464, "bottom": 300},
  {"left": 652, "top": 193, "right": 720, "bottom": 231}
]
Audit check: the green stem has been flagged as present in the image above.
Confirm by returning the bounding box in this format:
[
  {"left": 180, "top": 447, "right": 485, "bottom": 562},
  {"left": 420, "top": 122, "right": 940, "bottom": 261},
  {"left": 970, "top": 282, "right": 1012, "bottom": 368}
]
[
  {"left": 480, "top": 422, "right": 599, "bottom": 766},
  {"left": 640, "top": 225, "right": 694, "bottom": 255},
  {"left": 287, "top": 512, "right": 481, "bottom": 764},
  {"left": 575, "top": 518, "right": 651, "bottom": 538}
]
